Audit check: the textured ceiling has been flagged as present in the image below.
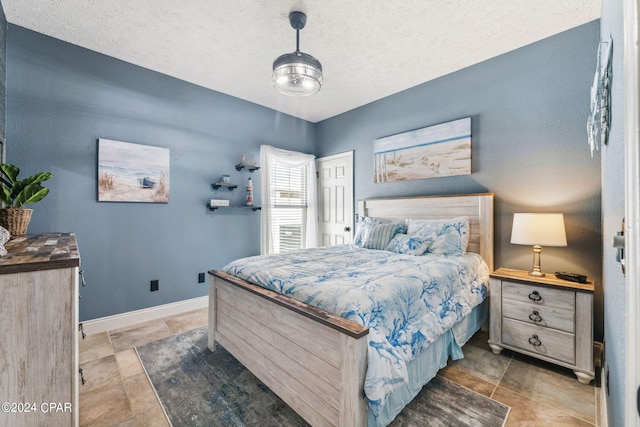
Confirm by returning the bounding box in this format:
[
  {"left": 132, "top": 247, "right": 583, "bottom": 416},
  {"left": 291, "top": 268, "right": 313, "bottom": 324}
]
[{"left": 2, "top": 1, "right": 600, "bottom": 123}]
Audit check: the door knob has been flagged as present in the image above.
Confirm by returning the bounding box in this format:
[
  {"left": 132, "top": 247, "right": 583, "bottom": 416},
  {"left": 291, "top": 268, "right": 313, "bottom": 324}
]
[{"left": 344, "top": 226, "right": 351, "bottom": 232}]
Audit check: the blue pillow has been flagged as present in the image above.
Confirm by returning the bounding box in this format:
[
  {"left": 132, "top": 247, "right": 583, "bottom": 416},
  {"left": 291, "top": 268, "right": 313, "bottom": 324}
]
[
  {"left": 362, "top": 223, "right": 406, "bottom": 250},
  {"left": 406, "top": 217, "right": 470, "bottom": 255},
  {"left": 385, "top": 233, "right": 431, "bottom": 255}
]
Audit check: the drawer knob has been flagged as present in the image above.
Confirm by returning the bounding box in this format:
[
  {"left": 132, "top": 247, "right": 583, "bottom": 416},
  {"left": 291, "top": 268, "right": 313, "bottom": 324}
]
[
  {"left": 528, "top": 311, "right": 543, "bottom": 323},
  {"left": 528, "top": 334, "right": 542, "bottom": 347},
  {"left": 528, "top": 290, "right": 542, "bottom": 302}
]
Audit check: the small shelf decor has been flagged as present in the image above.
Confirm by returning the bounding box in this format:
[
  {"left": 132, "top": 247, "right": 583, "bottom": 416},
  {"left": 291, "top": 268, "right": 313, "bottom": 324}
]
[
  {"left": 208, "top": 155, "right": 260, "bottom": 212},
  {"left": 245, "top": 177, "right": 254, "bottom": 206},
  {"left": 236, "top": 152, "right": 259, "bottom": 172}
]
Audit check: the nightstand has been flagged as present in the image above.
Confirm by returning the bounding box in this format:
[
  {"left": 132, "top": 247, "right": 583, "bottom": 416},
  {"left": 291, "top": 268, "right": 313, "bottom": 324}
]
[{"left": 488, "top": 268, "right": 594, "bottom": 384}]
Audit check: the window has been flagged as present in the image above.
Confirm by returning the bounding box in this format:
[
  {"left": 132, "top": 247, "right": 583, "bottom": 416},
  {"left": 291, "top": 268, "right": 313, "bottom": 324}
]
[
  {"left": 271, "top": 161, "right": 307, "bottom": 252},
  {"left": 260, "top": 145, "right": 317, "bottom": 255}
]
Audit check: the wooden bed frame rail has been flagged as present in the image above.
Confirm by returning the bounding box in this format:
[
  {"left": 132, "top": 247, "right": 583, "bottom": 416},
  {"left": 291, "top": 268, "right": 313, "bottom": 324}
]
[{"left": 208, "top": 193, "right": 494, "bottom": 426}]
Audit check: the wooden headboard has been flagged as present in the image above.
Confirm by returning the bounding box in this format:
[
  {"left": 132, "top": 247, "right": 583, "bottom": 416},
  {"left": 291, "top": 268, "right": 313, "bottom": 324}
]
[{"left": 357, "top": 193, "right": 494, "bottom": 271}]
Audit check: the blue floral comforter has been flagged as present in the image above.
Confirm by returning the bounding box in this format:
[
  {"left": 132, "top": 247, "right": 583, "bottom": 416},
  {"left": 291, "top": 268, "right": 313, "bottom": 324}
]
[{"left": 222, "top": 244, "right": 489, "bottom": 416}]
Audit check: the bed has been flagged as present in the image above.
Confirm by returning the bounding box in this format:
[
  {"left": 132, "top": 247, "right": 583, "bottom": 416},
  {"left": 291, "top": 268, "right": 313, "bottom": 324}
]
[{"left": 208, "top": 193, "right": 494, "bottom": 426}]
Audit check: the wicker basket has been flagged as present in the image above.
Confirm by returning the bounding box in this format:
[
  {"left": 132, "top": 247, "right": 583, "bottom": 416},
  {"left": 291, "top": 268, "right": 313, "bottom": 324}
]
[{"left": 0, "top": 207, "right": 33, "bottom": 236}]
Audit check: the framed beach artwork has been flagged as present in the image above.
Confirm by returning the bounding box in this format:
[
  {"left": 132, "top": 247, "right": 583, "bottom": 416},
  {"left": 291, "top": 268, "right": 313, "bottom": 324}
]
[
  {"left": 374, "top": 117, "right": 471, "bottom": 183},
  {"left": 97, "top": 139, "right": 170, "bottom": 203}
]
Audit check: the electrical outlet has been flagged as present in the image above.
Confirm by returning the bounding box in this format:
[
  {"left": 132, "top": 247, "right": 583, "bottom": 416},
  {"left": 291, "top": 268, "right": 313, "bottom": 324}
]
[
  {"left": 198, "top": 273, "right": 205, "bottom": 283},
  {"left": 150, "top": 280, "right": 159, "bottom": 292}
]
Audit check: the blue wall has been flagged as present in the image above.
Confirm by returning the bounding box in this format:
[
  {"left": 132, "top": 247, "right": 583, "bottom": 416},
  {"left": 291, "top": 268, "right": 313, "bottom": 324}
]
[
  {"left": 6, "top": 25, "right": 315, "bottom": 321},
  {"left": 316, "top": 21, "right": 603, "bottom": 339}
]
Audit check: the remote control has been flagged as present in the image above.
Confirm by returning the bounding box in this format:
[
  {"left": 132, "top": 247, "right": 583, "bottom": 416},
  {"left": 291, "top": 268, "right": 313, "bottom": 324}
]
[{"left": 554, "top": 272, "right": 587, "bottom": 283}]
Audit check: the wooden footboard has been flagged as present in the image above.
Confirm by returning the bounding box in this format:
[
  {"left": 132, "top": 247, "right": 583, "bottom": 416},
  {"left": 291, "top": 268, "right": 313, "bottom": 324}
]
[{"left": 208, "top": 270, "right": 370, "bottom": 427}]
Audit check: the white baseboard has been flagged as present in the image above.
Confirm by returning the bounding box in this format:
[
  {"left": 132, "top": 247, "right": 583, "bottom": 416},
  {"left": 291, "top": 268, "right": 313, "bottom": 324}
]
[
  {"left": 600, "top": 366, "right": 608, "bottom": 427},
  {"left": 81, "top": 296, "right": 208, "bottom": 336}
]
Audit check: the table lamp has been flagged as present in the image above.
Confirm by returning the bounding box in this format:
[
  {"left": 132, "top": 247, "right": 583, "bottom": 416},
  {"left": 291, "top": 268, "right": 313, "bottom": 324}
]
[{"left": 510, "top": 213, "right": 567, "bottom": 277}]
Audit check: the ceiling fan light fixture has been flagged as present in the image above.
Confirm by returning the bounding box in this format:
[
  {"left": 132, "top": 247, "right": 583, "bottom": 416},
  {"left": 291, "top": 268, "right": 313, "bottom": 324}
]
[{"left": 272, "top": 11, "right": 323, "bottom": 97}]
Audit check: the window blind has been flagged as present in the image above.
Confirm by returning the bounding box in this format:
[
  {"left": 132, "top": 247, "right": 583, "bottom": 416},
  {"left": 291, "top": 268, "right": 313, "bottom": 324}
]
[{"left": 270, "top": 161, "right": 308, "bottom": 253}]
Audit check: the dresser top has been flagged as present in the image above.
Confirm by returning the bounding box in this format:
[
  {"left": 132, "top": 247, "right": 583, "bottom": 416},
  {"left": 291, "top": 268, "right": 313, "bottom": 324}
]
[
  {"left": 491, "top": 267, "right": 594, "bottom": 292},
  {"left": 0, "top": 233, "right": 80, "bottom": 275}
]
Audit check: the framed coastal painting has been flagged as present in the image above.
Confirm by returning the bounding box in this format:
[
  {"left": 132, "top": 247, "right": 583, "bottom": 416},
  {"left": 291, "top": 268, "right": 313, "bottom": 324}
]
[
  {"left": 97, "top": 139, "right": 170, "bottom": 203},
  {"left": 374, "top": 117, "right": 471, "bottom": 183}
]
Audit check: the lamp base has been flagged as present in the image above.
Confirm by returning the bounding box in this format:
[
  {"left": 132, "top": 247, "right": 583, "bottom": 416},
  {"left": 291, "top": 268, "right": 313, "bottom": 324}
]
[{"left": 529, "top": 245, "right": 545, "bottom": 277}]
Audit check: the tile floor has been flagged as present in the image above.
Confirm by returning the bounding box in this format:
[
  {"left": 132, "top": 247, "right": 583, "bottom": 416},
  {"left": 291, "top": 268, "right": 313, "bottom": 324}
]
[{"left": 79, "top": 307, "right": 600, "bottom": 426}]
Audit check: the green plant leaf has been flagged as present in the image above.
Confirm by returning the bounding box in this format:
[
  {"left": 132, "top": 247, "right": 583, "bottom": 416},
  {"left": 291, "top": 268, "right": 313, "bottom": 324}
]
[
  {"left": 9, "top": 172, "right": 54, "bottom": 201},
  {"left": 0, "top": 164, "right": 19, "bottom": 185},
  {"left": 0, "top": 185, "right": 11, "bottom": 206},
  {"left": 14, "top": 184, "right": 50, "bottom": 207},
  {"left": 0, "top": 165, "right": 53, "bottom": 207},
  {"left": 25, "top": 171, "right": 53, "bottom": 185}
]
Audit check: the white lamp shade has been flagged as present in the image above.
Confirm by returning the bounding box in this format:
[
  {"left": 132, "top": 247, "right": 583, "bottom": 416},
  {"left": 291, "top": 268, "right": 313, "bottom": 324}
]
[{"left": 511, "top": 213, "right": 567, "bottom": 247}]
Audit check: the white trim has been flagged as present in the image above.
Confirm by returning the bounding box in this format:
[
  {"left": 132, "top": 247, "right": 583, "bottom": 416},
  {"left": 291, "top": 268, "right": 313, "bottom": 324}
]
[
  {"left": 80, "top": 296, "right": 208, "bottom": 335},
  {"left": 317, "top": 150, "right": 354, "bottom": 162},
  {"left": 624, "top": 0, "right": 640, "bottom": 424},
  {"left": 601, "top": 373, "right": 609, "bottom": 427}
]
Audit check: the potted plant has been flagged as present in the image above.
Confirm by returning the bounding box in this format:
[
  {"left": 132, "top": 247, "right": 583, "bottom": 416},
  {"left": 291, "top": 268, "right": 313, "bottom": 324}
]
[{"left": 0, "top": 163, "right": 53, "bottom": 236}]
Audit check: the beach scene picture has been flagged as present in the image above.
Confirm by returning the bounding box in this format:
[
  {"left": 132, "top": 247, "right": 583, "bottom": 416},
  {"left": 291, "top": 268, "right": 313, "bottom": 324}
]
[
  {"left": 374, "top": 117, "right": 471, "bottom": 183},
  {"left": 98, "top": 139, "right": 170, "bottom": 203}
]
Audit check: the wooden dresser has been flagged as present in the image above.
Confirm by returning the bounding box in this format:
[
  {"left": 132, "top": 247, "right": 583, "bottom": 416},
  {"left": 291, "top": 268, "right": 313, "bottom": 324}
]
[
  {"left": 0, "top": 233, "right": 80, "bottom": 427},
  {"left": 488, "top": 267, "right": 594, "bottom": 384}
]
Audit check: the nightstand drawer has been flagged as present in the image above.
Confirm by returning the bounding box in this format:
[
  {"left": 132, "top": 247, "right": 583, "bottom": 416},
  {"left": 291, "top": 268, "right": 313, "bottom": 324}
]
[
  {"left": 502, "top": 318, "right": 575, "bottom": 364},
  {"left": 502, "top": 281, "right": 575, "bottom": 311},
  {"left": 502, "top": 299, "right": 575, "bottom": 333}
]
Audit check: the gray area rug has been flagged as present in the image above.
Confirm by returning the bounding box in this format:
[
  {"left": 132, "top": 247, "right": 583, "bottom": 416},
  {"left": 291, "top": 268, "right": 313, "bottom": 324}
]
[{"left": 136, "top": 327, "right": 509, "bottom": 426}]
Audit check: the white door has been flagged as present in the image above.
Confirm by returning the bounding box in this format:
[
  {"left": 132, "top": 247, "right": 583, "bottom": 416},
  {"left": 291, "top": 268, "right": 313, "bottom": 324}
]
[
  {"left": 316, "top": 151, "right": 354, "bottom": 246},
  {"left": 623, "top": 0, "right": 640, "bottom": 423}
]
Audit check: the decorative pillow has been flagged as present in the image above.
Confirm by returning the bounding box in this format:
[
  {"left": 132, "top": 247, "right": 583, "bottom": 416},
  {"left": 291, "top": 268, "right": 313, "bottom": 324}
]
[
  {"left": 385, "top": 233, "right": 431, "bottom": 255},
  {"left": 406, "top": 217, "right": 470, "bottom": 255},
  {"left": 353, "top": 216, "right": 387, "bottom": 247},
  {"left": 362, "top": 223, "right": 406, "bottom": 250}
]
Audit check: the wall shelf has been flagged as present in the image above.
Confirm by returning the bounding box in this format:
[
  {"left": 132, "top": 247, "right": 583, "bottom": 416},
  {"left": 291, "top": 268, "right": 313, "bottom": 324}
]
[
  {"left": 209, "top": 160, "right": 259, "bottom": 210},
  {"left": 207, "top": 204, "right": 261, "bottom": 212},
  {"left": 211, "top": 182, "right": 238, "bottom": 191},
  {"left": 235, "top": 164, "right": 260, "bottom": 172}
]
